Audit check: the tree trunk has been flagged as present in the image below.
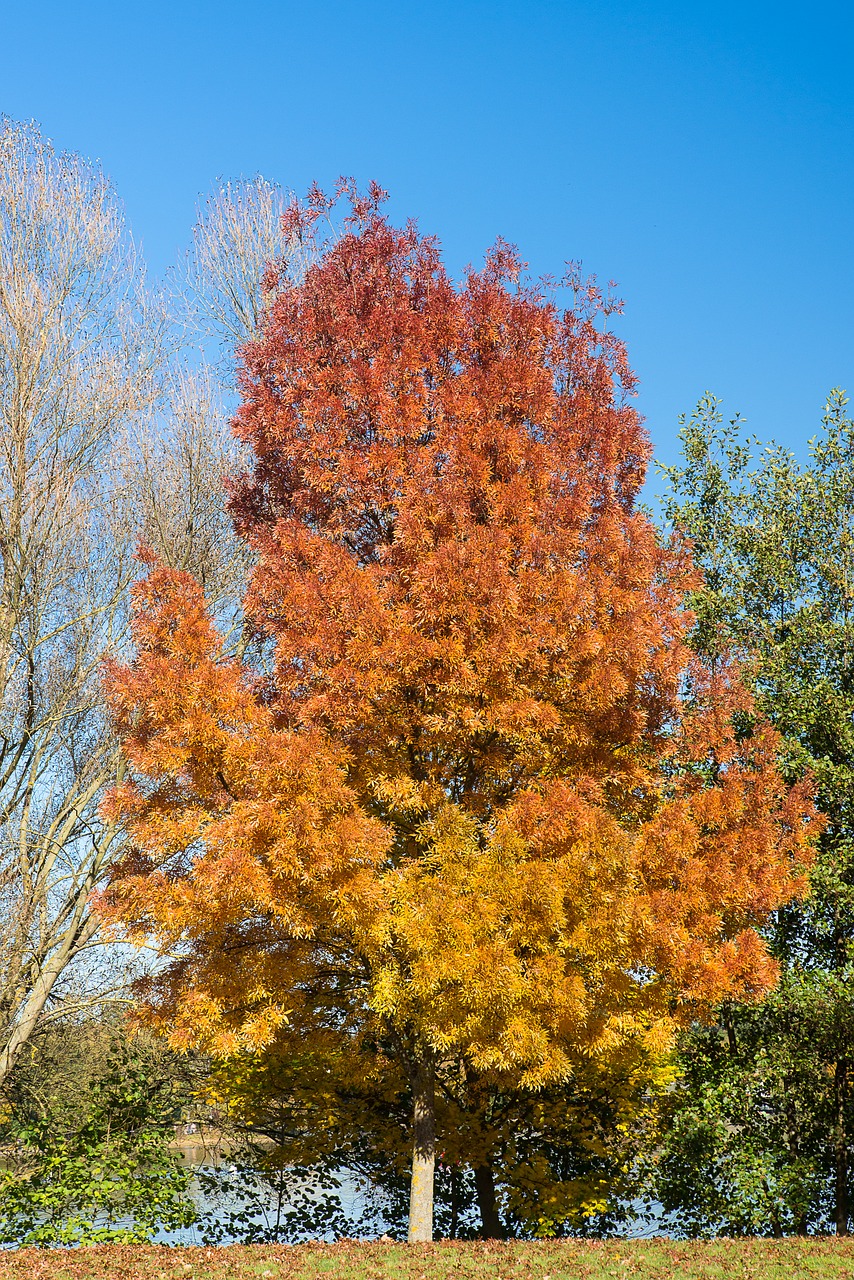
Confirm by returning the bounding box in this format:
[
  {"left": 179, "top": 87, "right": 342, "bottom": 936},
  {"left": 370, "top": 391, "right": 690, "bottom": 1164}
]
[
  {"left": 0, "top": 911, "right": 98, "bottom": 1089},
  {"left": 835, "top": 1057, "right": 849, "bottom": 1236},
  {"left": 449, "top": 1165, "right": 460, "bottom": 1240},
  {"left": 408, "top": 1052, "right": 436, "bottom": 1243},
  {"left": 474, "top": 1163, "right": 505, "bottom": 1239}
]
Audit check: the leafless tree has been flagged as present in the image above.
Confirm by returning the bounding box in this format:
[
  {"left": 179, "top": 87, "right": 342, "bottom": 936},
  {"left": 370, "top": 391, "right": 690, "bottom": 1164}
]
[
  {"left": 128, "top": 175, "right": 303, "bottom": 635},
  {"left": 180, "top": 175, "right": 301, "bottom": 359},
  {"left": 0, "top": 125, "right": 305, "bottom": 1086},
  {"left": 0, "top": 117, "right": 167, "bottom": 1085},
  {"left": 121, "top": 366, "right": 251, "bottom": 632}
]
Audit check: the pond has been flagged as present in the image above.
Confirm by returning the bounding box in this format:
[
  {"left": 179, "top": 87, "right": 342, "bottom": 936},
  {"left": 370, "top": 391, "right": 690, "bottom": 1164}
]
[{"left": 156, "top": 1153, "right": 393, "bottom": 1246}]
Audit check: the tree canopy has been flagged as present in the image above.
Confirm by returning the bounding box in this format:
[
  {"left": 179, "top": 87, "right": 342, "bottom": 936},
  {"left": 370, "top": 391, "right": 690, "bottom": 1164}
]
[{"left": 101, "top": 186, "right": 818, "bottom": 1241}]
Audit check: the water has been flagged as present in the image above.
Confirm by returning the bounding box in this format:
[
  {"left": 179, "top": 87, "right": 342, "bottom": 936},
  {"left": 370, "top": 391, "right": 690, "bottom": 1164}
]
[{"left": 155, "top": 1158, "right": 391, "bottom": 1246}]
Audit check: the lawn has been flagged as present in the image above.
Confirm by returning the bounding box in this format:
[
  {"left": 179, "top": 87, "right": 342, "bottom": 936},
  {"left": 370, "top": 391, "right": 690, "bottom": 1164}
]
[{"left": 1, "top": 1240, "right": 854, "bottom": 1280}]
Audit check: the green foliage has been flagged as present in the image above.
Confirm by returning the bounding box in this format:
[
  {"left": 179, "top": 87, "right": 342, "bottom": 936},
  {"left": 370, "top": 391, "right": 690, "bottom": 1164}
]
[
  {"left": 0, "top": 1024, "right": 197, "bottom": 1245},
  {"left": 656, "top": 389, "right": 854, "bottom": 1234},
  {"left": 655, "top": 979, "right": 854, "bottom": 1236}
]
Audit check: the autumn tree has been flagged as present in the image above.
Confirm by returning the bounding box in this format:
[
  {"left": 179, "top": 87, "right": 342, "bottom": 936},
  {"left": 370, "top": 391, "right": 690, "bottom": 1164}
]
[{"left": 101, "top": 185, "right": 818, "bottom": 1242}]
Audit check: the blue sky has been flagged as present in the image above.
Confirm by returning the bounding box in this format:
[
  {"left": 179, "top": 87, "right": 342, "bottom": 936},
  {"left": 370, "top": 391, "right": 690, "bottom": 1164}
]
[{"left": 4, "top": 0, "right": 852, "bottom": 484}]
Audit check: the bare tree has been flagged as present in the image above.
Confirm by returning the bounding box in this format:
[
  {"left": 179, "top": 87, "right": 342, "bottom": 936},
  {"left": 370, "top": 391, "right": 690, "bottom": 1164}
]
[
  {"left": 129, "top": 176, "right": 303, "bottom": 636},
  {"left": 0, "top": 127, "right": 307, "bottom": 1086},
  {"left": 0, "top": 118, "right": 168, "bottom": 1085},
  {"left": 121, "top": 366, "right": 251, "bottom": 631},
  {"left": 180, "top": 175, "right": 301, "bottom": 358}
]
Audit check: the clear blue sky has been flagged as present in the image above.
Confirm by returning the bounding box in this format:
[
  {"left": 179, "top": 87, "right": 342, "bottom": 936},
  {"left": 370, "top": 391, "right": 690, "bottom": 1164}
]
[{"left": 4, "top": 0, "right": 852, "bottom": 483}]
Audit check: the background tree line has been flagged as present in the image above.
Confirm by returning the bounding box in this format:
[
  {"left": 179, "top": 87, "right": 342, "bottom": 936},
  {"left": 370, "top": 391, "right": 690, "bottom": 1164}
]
[{"left": 0, "top": 116, "right": 851, "bottom": 1245}]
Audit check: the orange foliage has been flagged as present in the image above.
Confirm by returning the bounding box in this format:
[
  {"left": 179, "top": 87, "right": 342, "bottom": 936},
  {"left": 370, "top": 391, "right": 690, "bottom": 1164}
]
[{"left": 101, "top": 184, "right": 817, "bottom": 1093}]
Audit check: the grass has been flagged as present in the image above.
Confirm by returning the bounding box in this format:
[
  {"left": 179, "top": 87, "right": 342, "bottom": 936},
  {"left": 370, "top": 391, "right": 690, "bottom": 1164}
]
[{"left": 1, "top": 1239, "right": 854, "bottom": 1280}]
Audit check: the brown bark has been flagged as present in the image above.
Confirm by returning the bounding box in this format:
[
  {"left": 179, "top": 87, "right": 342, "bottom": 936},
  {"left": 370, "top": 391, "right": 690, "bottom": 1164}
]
[
  {"left": 474, "top": 1163, "right": 505, "bottom": 1239},
  {"left": 449, "top": 1165, "right": 460, "bottom": 1240},
  {"left": 762, "top": 1183, "right": 783, "bottom": 1239},
  {"left": 0, "top": 911, "right": 99, "bottom": 1088},
  {"left": 835, "top": 1057, "right": 849, "bottom": 1236},
  {"left": 408, "top": 1052, "right": 436, "bottom": 1243}
]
